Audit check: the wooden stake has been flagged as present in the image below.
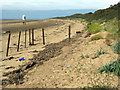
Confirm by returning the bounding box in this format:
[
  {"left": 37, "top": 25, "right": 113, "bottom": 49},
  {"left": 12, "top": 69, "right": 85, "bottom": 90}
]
[
  {"left": 6, "top": 31, "right": 11, "bottom": 56},
  {"left": 29, "top": 29, "right": 31, "bottom": 45},
  {"left": 32, "top": 28, "right": 34, "bottom": 45},
  {"left": 42, "top": 28, "right": 45, "bottom": 45},
  {"left": 25, "top": 30, "right": 27, "bottom": 48},
  {"left": 69, "top": 25, "right": 71, "bottom": 42},
  {"left": 17, "top": 31, "right": 21, "bottom": 52}
]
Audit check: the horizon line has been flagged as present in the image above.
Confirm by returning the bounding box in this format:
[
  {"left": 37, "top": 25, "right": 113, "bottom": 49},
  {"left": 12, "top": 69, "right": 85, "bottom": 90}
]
[{"left": 2, "top": 9, "right": 99, "bottom": 11}]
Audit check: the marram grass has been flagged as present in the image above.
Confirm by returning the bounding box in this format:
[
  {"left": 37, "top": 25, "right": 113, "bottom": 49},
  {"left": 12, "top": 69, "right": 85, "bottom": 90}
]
[{"left": 97, "top": 59, "right": 120, "bottom": 78}]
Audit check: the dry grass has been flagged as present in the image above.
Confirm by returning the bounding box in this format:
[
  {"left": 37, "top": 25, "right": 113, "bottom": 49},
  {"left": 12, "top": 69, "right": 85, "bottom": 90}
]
[{"left": 91, "top": 34, "right": 103, "bottom": 41}]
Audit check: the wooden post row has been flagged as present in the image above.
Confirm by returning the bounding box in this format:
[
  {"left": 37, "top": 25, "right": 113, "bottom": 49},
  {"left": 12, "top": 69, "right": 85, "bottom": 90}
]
[
  {"left": 17, "top": 31, "right": 21, "bottom": 52},
  {"left": 25, "top": 30, "right": 27, "bottom": 48},
  {"left": 42, "top": 28, "right": 45, "bottom": 45},
  {"left": 69, "top": 25, "right": 71, "bottom": 42},
  {"left": 6, "top": 31, "right": 11, "bottom": 56},
  {"left": 29, "top": 29, "right": 31, "bottom": 45},
  {"left": 32, "top": 28, "right": 34, "bottom": 45}
]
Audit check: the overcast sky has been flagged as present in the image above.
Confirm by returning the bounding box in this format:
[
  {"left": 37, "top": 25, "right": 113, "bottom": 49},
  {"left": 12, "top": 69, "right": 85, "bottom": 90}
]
[{"left": 0, "top": 0, "right": 119, "bottom": 10}]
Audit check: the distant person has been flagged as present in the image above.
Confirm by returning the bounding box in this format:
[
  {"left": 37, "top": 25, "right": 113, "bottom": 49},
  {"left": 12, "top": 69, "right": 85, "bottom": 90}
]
[{"left": 22, "top": 15, "right": 26, "bottom": 25}]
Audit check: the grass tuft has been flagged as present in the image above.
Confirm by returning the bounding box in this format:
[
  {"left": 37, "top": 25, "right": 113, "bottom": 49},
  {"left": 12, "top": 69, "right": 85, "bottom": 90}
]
[
  {"left": 97, "top": 59, "right": 120, "bottom": 78},
  {"left": 106, "top": 33, "right": 118, "bottom": 41},
  {"left": 91, "top": 34, "right": 103, "bottom": 41},
  {"left": 113, "top": 41, "right": 120, "bottom": 54},
  {"left": 93, "top": 48, "right": 109, "bottom": 59},
  {"left": 87, "top": 23, "right": 103, "bottom": 34}
]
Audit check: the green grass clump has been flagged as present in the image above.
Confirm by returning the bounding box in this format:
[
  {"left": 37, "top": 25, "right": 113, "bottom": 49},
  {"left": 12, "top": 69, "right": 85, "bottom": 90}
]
[
  {"left": 87, "top": 23, "right": 103, "bottom": 34},
  {"left": 97, "top": 59, "right": 120, "bottom": 78},
  {"left": 91, "top": 34, "right": 103, "bottom": 41},
  {"left": 94, "top": 48, "right": 108, "bottom": 58},
  {"left": 113, "top": 41, "right": 120, "bottom": 54}
]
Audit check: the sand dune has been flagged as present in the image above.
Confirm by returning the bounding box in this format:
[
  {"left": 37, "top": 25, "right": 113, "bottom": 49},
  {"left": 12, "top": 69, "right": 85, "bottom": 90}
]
[{"left": 1, "top": 19, "right": 118, "bottom": 88}]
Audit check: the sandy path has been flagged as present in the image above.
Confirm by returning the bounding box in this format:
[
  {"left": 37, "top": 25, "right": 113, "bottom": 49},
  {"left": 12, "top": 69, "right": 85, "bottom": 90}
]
[
  {"left": 1, "top": 19, "right": 85, "bottom": 77},
  {"left": 2, "top": 19, "right": 118, "bottom": 88},
  {"left": 4, "top": 31, "right": 118, "bottom": 88}
]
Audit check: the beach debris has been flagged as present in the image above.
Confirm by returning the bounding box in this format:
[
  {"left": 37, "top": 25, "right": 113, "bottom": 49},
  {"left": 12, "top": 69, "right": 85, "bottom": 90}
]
[
  {"left": 13, "top": 43, "right": 16, "bottom": 45},
  {"left": 84, "top": 32, "right": 91, "bottom": 38},
  {"left": 76, "top": 31, "right": 81, "bottom": 34},
  {"left": 5, "top": 66, "right": 15, "bottom": 69},
  {"left": 32, "top": 50, "right": 38, "bottom": 53},
  {"left": 19, "top": 57, "right": 24, "bottom": 61},
  {"left": 2, "top": 57, "right": 14, "bottom": 61},
  {"left": 67, "top": 65, "right": 71, "bottom": 68},
  {"left": 9, "top": 57, "right": 14, "bottom": 60}
]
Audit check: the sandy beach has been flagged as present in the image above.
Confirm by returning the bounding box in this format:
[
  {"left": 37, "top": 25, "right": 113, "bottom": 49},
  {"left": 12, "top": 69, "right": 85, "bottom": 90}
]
[{"left": 1, "top": 19, "right": 118, "bottom": 88}]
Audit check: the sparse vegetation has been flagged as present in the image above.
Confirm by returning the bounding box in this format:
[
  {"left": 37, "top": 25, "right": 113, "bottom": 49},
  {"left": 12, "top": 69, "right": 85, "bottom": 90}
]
[
  {"left": 106, "top": 33, "right": 118, "bottom": 41},
  {"left": 93, "top": 48, "right": 108, "bottom": 59},
  {"left": 85, "top": 55, "right": 89, "bottom": 58},
  {"left": 91, "top": 34, "right": 103, "bottom": 41},
  {"left": 53, "top": 3, "right": 120, "bottom": 88},
  {"left": 87, "top": 23, "right": 103, "bottom": 34},
  {"left": 97, "top": 59, "right": 120, "bottom": 78},
  {"left": 113, "top": 41, "right": 120, "bottom": 54},
  {"left": 80, "top": 55, "right": 85, "bottom": 60},
  {"left": 80, "top": 54, "right": 90, "bottom": 60}
]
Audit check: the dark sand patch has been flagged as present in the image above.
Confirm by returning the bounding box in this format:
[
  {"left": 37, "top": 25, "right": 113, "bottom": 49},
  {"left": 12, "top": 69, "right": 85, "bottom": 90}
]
[{"left": 2, "top": 34, "right": 82, "bottom": 87}]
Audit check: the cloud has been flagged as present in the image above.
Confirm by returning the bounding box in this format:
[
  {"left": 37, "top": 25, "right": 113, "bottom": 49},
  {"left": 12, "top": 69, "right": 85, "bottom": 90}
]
[
  {"left": 0, "top": 0, "right": 119, "bottom": 10},
  {"left": 1, "top": 0, "right": 119, "bottom": 3}
]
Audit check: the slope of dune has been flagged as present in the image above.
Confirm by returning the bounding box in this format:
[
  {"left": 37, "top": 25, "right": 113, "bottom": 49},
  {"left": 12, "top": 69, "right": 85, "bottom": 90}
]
[{"left": 1, "top": 19, "right": 119, "bottom": 88}]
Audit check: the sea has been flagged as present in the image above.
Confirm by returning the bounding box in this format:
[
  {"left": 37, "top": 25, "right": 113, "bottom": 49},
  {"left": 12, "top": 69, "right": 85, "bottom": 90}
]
[{"left": 2, "top": 9, "right": 97, "bottom": 20}]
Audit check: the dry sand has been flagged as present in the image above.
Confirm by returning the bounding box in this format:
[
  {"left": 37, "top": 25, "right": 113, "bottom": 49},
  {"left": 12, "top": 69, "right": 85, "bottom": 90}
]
[{"left": 1, "top": 19, "right": 119, "bottom": 88}]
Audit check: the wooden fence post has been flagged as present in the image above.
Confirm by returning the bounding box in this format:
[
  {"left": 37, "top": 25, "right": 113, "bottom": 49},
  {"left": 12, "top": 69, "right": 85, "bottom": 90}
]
[
  {"left": 17, "top": 31, "right": 21, "bottom": 52},
  {"left": 6, "top": 31, "right": 11, "bottom": 56},
  {"left": 32, "top": 28, "right": 34, "bottom": 45},
  {"left": 25, "top": 30, "right": 27, "bottom": 48},
  {"left": 29, "top": 29, "right": 31, "bottom": 45},
  {"left": 69, "top": 25, "right": 71, "bottom": 42},
  {"left": 42, "top": 28, "right": 45, "bottom": 45}
]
